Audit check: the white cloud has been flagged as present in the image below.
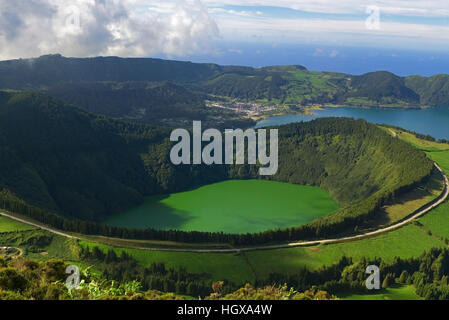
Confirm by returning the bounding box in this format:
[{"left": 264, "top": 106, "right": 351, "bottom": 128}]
[
  {"left": 228, "top": 48, "right": 243, "bottom": 54},
  {"left": 1, "top": 0, "right": 448, "bottom": 60},
  {"left": 204, "top": 0, "right": 449, "bottom": 16},
  {"left": 209, "top": 7, "right": 263, "bottom": 17},
  {"left": 0, "top": 0, "right": 219, "bottom": 60},
  {"left": 212, "top": 10, "right": 449, "bottom": 50}
]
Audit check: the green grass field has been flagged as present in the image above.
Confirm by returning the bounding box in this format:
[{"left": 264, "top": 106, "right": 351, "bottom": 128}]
[
  {"left": 418, "top": 202, "right": 449, "bottom": 240},
  {"left": 340, "top": 285, "right": 421, "bottom": 300},
  {"left": 75, "top": 221, "right": 445, "bottom": 286},
  {"left": 394, "top": 130, "right": 449, "bottom": 152},
  {"left": 104, "top": 180, "right": 339, "bottom": 234},
  {"left": 428, "top": 150, "right": 449, "bottom": 172},
  {"left": 246, "top": 224, "right": 446, "bottom": 279},
  {"left": 380, "top": 169, "right": 444, "bottom": 224},
  {"left": 0, "top": 216, "right": 36, "bottom": 233},
  {"left": 416, "top": 149, "right": 449, "bottom": 240},
  {"left": 79, "top": 240, "right": 255, "bottom": 285}
]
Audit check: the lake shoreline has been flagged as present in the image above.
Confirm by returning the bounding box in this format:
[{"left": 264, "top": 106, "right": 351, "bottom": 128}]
[
  {"left": 250, "top": 103, "right": 433, "bottom": 122},
  {"left": 255, "top": 106, "right": 449, "bottom": 140}
]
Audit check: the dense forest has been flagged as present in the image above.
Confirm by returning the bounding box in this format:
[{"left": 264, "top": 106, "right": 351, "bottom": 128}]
[
  {"left": 46, "top": 81, "right": 208, "bottom": 120},
  {"left": 0, "top": 91, "right": 434, "bottom": 244},
  {"left": 406, "top": 74, "right": 449, "bottom": 107}
]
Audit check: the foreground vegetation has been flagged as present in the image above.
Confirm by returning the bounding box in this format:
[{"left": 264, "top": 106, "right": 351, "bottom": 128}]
[
  {"left": 0, "top": 254, "right": 336, "bottom": 300},
  {"left": 2, "top": 226, "right": 449, "bottom": 300}
]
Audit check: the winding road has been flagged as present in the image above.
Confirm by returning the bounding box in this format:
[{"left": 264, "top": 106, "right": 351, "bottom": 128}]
[
  {"left": 0, "top": 246, "right": 23, "bottom": 258},
  {"left": 0, "top": 163, "right": 448, "bottom": 253}
]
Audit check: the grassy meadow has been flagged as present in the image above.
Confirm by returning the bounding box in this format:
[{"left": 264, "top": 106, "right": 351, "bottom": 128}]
[
  {"left": 79, "top": 240, "right": 255, "bottom": 285},
  {"left": 340, "top": 285, "right": 421, "bottom": 300},
  {"left": 0, "top": 216, "right": 36, "bottom": 233}
]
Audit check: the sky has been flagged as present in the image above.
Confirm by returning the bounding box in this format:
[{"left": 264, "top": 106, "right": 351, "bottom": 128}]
[{"left": 0, "top": 0, "right": 448, "bottom": 75}]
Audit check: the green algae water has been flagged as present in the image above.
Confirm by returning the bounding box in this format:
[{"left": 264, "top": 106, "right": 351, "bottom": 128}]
[{"left": 104, "top": 180, "right": 339, "bottom": 234}]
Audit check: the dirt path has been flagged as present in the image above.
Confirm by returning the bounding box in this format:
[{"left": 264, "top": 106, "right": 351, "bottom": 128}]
[
  {"left": 388, "top": 128, "right": 398, "bottom": 137},
  {"left": 0, "top": 163, "right": 447, "bottom": 254}
]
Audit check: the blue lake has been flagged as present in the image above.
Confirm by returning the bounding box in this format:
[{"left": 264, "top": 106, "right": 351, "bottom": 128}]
[{"left": 256, "top": 107, "right": 449, "bottom": 140}]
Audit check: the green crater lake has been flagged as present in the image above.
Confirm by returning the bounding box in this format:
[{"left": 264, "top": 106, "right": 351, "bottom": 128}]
[{"left": 104, "top": 180, "right": 339, "bottom": 234}]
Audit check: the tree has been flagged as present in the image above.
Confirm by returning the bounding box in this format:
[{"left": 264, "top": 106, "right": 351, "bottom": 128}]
[
  {"left": 382, "top": 273, "right": 393, "bottom": 289},
  {"left": 399, "top": 270, "right": 410, "bottom": 284}
]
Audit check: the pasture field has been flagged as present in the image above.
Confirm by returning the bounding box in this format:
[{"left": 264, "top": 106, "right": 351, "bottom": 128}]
[
  {"left": 418, "top": 202, "right": 449, "bottom": 240},
  {"left": 397, "top": 131, "right": 449, "bottom": 152},
  {"left": 427, "top": 150, "right": 449, "bottom": 172},
  {"left": 340, "top": 285, "right": 421, "bottom": 300},
  {"left": 76, "top": 222, "right": 445, "bottom": 286},
  {"left": 104, "top": 180, "right": 339, "bottom": 234},
  {"left": 0, "top": 216, "right": 36, "bottom": 233},
  {"left": 416, "top": 148, "right": 449, "bottom": 241},
  {"left": 79, "top": 240, "right": 255, "bottom": 285},
  {"left": 246, "top": 224, "right": 446, "bottom": 279},
  {"left": 379, "top": 169, "right": 444, "bottom": 224}
]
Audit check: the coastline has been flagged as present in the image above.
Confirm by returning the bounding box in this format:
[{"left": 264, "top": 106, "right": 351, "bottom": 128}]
[{"left": 251, "top": 103, "right": 434, "bottom": 121}]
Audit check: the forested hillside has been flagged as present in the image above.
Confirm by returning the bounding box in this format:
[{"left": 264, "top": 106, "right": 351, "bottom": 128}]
[
  {"left": 0, "top": 91, "right": 433, "bottom": 243},
  {"left": 343, "top": 71, "right": 420, "bottom": 105},
  {"left": 0, "top": 54, "right": 221, "bottom": 87},
  {"left": 406, "top": 74, "right": 449, "bottom": 107},
  {"left": 0, "top": 91, "right": 154, "bottom": 220},
  {"left": 46, "top": 81, "right": 208, "bottom": 121}
]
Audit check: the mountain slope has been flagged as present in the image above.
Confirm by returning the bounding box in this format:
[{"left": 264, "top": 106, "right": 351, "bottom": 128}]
[
  {"left": 406, "top": 74, "right": 449, "bottom": 107},
  {"left": 345, "top": 71, "right": 420, "bottom": 105},
  {"left": 0, "top": 54, "right": 222, "bottom": 88},
  {"left": 0, "top": 91, "right": 155, "bottom": 220},
  {"left": 45, "top": 81, "right": 207, "bottom": 121}
]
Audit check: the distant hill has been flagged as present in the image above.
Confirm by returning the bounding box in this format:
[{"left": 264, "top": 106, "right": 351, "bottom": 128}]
[
  {"left": 0, "top": 55, "right": 448, "bottom": 129},
  {"left": 46, "top": 81, "right": 208, "bottom": 121},
  {"left": 0, "top": 54, "right": 221, "bottom": 87},
  {"left": 0, "top": 91, "right": 153, "bottom": 220},
  {"left": 343, "top": 71, "right": 421, "bottom": 105},
  {"left": 406, "top": 74, "right": 449, "bottom": 107}
]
